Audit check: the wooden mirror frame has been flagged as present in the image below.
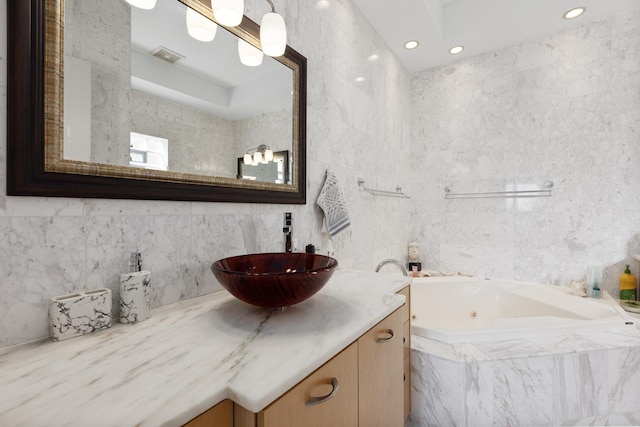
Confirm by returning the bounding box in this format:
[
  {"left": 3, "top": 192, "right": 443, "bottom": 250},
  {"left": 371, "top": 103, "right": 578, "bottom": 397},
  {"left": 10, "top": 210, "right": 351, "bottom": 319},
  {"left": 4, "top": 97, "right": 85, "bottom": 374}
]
[{"left": 7, "top": 0, "right": 307, "bottom": 204}]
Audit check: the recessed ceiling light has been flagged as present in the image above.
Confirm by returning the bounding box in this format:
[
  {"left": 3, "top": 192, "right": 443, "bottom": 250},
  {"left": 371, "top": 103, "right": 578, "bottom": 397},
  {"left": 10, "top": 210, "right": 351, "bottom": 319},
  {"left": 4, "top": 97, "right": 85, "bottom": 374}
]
[
  {"left": 563, "top": 7, "right": 586, "bottom": 19},
  {"left": 368, "top": 54, "right": 379, "bottom": 62},
  {"left": 404, "top": 40, "right": 419, "bottom": 50},
  {"left": 355, "top": 76, "right": 365, "bottom": 83},
  {"left": 449, "top": 45, "right": 464, "bottom": 54},
  {"left": 316, "top": 0, "right": 330, "bottom": 9}
]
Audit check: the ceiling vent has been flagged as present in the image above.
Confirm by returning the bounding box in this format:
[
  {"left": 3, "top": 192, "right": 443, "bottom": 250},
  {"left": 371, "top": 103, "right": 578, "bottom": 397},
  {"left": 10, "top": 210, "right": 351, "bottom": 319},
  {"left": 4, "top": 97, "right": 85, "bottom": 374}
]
[{"left": 149, "top": 46, "right": 185, "bottom": 64}]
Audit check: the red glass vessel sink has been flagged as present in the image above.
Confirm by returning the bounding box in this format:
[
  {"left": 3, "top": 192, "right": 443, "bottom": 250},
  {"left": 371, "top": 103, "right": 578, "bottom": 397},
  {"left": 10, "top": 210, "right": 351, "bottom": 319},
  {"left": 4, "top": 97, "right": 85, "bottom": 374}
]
[{"left": 211, "top": 253, "right": 339, "bottom": 309}]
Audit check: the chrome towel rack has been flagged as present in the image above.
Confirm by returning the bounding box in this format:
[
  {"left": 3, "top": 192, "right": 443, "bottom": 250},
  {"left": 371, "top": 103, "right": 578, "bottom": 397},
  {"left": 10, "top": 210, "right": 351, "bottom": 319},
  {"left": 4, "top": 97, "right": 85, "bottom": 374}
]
[
  {"left": 444, "top": 181, "right": 554, "bottom": 199},
  {"left": 358, "top": 179, "right": 410, "bottom": 199}
]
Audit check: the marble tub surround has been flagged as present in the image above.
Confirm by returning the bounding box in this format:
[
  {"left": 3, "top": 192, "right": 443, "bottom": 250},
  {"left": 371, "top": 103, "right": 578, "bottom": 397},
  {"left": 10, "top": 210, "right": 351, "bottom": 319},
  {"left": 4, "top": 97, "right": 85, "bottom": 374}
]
[
  {"left": 0, "top": 269, "right": 410, "bottom": 426},
  {"left": 49, "top": 288, "right": 112, "bottom": 341},
  {"left": 408, "top": 328, "right": 640, "bottom": 427}
]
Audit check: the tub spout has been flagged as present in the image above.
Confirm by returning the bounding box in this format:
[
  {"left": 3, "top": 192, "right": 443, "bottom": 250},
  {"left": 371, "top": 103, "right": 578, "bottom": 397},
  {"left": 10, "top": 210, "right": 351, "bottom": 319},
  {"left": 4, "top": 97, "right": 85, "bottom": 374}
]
[{"left": 375, "top": 259, "right": 408, "bottom": 276}]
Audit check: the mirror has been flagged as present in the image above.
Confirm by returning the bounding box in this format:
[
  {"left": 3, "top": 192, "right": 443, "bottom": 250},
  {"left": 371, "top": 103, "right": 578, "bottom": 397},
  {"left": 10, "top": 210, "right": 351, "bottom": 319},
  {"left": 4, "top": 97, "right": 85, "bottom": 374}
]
[{"left": 7, "top": 0, "right": 307, "bottom": 203}]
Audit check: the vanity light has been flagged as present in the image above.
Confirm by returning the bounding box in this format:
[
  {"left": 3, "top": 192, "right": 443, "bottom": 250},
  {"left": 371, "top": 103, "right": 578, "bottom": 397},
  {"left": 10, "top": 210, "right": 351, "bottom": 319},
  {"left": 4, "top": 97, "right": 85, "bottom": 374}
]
[
  {"left": 260, "top": 1, "right": 287, "bottom": 57},
  {"left": 124, "top": 0, "right": 157, "bottom": 10},
  {"left": 367, "top": 54, "right": 379, "bottom": 62},
  {"left": 404, "top": 40, "right": 419, "bottom": 50},
  {"left": 449, "top": 45, "right": 464, "bottom": 54},
  {"left": 316, "top": 0, "right": 331, "bottom": 9},
  {"left": 563, "top": 7, "right": 586, "bottom": 19},
  {"left": 213, "top": 0, "right": 244, "bottom": 27},
  {"left": 238, "top": 39, "right": 264, "bottom": 66},
  {"left": 354, "top": 76, "right": 365, "bottom": 83},
  {"left": 186, "top": 8, "right": 218, "bottom": 42},
  {"left": 244, "top": 145, "right": 274, "bottom": 165}
]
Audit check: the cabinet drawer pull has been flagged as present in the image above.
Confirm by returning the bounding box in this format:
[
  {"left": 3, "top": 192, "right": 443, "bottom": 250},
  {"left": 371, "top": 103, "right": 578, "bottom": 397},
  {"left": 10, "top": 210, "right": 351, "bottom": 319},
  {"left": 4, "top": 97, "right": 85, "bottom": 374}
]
[
  {"left": 305, "top": 377, "right": 339, "bottom": 406},
  {"left": 376, "top": 329, "right": 395, "bottom": 343}
]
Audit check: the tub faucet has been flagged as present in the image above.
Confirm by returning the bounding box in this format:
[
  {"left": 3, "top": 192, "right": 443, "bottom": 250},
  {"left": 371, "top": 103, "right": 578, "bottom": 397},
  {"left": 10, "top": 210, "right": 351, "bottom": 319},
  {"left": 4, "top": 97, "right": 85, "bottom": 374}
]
[
  {"left": 375, "top": 259, "right": 408, "bottom": 276},
  {"left": 283, "top": 212, "right": 292, "bottom": 253}
]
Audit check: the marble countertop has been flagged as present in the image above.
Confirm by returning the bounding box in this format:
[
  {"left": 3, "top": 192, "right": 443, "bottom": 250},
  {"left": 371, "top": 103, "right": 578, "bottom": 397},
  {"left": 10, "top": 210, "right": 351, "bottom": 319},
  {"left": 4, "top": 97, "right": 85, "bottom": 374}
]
[{"left": 0, "top": 269, "right": 410, "bottom": 427}]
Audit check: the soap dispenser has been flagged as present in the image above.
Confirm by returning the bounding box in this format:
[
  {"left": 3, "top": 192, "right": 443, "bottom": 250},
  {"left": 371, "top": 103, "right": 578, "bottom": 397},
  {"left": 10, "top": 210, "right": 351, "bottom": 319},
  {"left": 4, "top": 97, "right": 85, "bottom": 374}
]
[
  {"left": 619, "top": 264, "right": 637, "bottom": 301},
  {"left": 120, "top": 252, "right": 151, "bottom": 323}
]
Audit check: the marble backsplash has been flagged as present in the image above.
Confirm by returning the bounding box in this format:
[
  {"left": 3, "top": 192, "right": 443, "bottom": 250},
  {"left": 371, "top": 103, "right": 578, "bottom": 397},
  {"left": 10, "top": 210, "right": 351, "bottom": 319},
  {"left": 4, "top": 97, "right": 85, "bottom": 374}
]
[
  {"left": 409, "top": 9, "right": 640, "bottom": 295},
  {"left": 0, "top": 0, "right": 412, "bottom": 348}
]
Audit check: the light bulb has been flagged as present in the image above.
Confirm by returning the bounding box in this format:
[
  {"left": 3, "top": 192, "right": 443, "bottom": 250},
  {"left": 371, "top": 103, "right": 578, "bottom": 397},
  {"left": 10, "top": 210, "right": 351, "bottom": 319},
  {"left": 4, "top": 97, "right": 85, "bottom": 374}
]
[
  {"left": 125, "top": 0, "right": 157, "bottom": 9},
  {"left": 404, "top": 40, "right": 419, "bottom": 50},
  {"left": 213, "top": 0, "right": 244, "bottom": 27},
  {"left": 243, "top": 153, "right": 252, "bottom": 165},
  {"left": 265, "top": 149, "right": 273, "bottom": 162},
  {"left": 238, "top": 39, "right": 263, "bottom": 66},
  {"left": 253, "top": 151, "right": 263, "bottom": 164},
  {"left": 186, "top": 8, "right": 218, "bottom": 42},
  {"left": 563, "top": 7, "right": 586, "bottom": 19},
  {"left": 260, "top": 12, "right": 287, "bottom": 57}
]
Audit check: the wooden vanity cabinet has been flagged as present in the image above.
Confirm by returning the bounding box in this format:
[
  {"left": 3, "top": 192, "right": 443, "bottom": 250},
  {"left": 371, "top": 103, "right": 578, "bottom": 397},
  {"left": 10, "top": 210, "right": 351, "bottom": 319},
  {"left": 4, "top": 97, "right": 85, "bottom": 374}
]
[
  {"left": 358, "top": 306, "right": 404, "bottom": 427},
  {"left": 235, "top": 343, "right": 358, "bottom": 427},
  {"left": 184, "top": 399, "right": 233, "bottom": 427},
  {"left": 262, "top": 342, "right": 357, "bottom": 427}
]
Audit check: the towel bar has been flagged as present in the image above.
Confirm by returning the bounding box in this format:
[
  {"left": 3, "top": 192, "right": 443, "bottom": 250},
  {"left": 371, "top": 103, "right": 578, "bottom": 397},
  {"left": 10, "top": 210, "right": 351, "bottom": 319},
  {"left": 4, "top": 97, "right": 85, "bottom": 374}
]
[
  {"left": 444, "top": 181, "right": 554, "bottom": 199},
  {"left": 358, "top": 179, "right": 410, "bottom": 199}
]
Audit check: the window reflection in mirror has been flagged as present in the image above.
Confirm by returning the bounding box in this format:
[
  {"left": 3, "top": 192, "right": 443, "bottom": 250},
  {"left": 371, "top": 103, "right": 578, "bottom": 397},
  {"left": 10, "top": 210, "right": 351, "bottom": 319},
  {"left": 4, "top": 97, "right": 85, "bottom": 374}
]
[{"left": 129, "top": 132, "right": 169, "bottom": 171}]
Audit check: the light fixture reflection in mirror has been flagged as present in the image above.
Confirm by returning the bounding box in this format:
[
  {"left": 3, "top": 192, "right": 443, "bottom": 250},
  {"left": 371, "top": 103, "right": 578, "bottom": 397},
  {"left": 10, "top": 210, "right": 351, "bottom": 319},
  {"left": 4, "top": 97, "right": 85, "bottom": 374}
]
[
  {"left": 125, "top": 0, "right": 158, "bottom": 10},
  {"left": 238, "top": 150, "right": 289, "bottom": 184},
  {"left": 238, "top": 39, "right": 264, "bottom": 66},
  {"left": 186, "top": 7, "right": 218, "bottom": 41},
  {"left": 244, "top": 145, "right": 274, "bottom": 165}
]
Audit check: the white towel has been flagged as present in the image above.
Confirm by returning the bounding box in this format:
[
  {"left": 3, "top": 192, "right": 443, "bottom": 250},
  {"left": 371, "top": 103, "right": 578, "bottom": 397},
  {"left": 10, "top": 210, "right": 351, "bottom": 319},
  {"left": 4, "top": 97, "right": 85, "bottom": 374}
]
[{"left": 317, "top": 170, "right": 351, "bottom": 237}]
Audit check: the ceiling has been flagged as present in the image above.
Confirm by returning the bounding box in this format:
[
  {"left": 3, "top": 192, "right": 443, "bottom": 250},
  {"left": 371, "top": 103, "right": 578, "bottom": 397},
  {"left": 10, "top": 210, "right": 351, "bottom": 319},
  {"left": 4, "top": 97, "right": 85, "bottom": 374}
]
[{"left": 351, "top": 0, "right": 640, "bottom": 73}]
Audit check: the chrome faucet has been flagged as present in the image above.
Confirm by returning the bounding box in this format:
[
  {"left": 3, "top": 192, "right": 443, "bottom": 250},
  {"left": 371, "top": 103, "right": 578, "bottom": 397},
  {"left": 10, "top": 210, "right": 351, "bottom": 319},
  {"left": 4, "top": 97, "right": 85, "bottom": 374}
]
[
  {"left": 375, "top": 259, "right": 408, "bottom": 276},
  {"left": 283, "top": 212, "right": 292, "bottom": 253}
]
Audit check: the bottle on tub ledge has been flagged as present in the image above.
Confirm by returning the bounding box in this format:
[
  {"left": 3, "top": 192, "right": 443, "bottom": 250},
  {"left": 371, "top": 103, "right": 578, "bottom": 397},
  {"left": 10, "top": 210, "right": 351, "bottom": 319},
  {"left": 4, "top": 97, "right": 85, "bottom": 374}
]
[
  {"left": 619, "top": 264, "right": 637, "bottom": 301},
  {"left": 120, "top": 252, "right": 151, "bottom": 324}
]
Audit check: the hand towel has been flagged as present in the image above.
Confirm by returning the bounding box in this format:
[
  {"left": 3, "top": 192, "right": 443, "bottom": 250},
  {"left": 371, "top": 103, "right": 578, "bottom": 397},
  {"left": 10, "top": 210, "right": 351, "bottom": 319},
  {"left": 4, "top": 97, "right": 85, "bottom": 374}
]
[{"left": 317, "top": 170, "right": 351, "bottom": 237}]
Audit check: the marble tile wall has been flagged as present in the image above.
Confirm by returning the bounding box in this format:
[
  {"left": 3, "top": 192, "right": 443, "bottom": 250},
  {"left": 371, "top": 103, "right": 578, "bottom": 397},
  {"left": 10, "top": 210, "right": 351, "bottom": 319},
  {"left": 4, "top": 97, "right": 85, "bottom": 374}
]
[
  {"left": 409, "top": 10, "right": 640, "bottom": 295},
  {"left": 0, "top": 0, "right": 412, "bottom": 348}
]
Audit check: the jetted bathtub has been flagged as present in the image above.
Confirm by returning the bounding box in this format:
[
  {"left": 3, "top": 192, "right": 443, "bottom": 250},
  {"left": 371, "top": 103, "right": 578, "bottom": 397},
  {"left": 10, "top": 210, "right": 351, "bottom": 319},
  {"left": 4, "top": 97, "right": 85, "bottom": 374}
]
[{"left": 411, "top": 276, "right": 636, "bottom": 343}]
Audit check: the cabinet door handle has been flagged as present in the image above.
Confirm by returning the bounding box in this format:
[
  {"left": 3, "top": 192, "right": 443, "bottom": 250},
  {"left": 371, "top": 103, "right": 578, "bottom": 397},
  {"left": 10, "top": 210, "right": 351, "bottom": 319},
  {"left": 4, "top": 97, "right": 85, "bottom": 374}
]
[
  {"left": 376, "top": 329, "right": 395, "bottom": 343},
  {"left": 305, "top": 377, "right": 339, "bottom": 406}
]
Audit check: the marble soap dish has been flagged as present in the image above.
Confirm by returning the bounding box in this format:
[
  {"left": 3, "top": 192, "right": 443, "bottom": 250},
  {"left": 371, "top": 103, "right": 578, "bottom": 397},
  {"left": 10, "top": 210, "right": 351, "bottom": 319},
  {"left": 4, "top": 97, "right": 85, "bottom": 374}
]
[{"left": 49, "top": 288, "right": 112, "bottom": 342}]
